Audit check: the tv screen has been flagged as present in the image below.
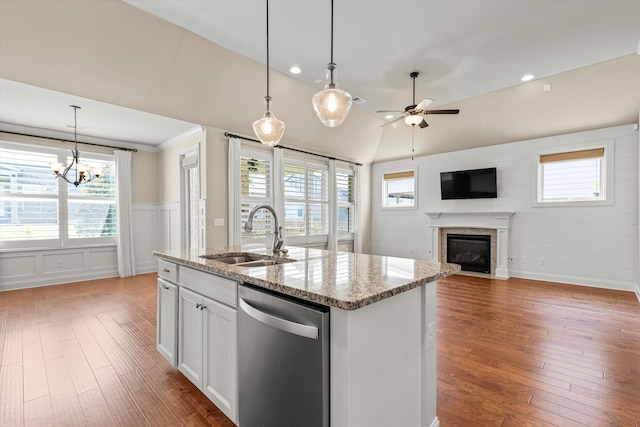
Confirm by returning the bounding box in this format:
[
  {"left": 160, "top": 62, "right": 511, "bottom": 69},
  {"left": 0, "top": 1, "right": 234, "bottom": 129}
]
[{"left": 440, "top": 167, "right": 497, "bottom": 200}]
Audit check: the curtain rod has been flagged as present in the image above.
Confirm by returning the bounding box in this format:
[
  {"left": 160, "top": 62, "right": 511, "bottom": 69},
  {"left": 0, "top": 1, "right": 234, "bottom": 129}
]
[
  {"left": 224, "top": 132, "right": 362, "bottom": 166},
  {"left": 1, "top": 130, "right": 138, "bottom": 152}
]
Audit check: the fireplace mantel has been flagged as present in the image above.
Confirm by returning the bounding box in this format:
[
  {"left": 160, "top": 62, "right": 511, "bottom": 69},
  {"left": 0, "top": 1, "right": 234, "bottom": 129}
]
[{"left": 425, "top": 211, "right": 515, "bottom": 278}]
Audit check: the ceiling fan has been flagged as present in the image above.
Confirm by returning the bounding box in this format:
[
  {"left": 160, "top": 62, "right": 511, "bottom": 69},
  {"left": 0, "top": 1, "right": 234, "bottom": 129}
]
[{"left": 377, "top": 72, "right": 459, "bottom": 128}]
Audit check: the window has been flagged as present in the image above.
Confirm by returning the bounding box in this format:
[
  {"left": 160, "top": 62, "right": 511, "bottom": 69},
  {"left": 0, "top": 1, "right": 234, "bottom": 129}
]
[
  {"left": 535, "top": 141, "right": 613, "bottom": 206},
  {"left": 240, "top": 153, "right": 274, "bottom": 244},
  {"left": 336, "top": 169, "right": 355, "bottom": 239},
  {"left": 383, "top": 170, "right": 416, "bottom": 207},
  {"left": 284, "top": 160, "right": 328, "bottom": 244},
  {"left": 0, "top": 142, "right": 116, "bottom": 248}
]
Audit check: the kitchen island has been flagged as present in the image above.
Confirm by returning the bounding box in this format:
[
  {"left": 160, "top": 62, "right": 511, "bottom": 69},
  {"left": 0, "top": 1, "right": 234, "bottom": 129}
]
[{"left": 154, "top": 246, "right": 459, "bottom": 427}]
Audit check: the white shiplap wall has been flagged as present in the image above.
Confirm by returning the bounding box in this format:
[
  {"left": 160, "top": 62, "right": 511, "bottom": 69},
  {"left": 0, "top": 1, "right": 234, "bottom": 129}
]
[{"left": 371, "top": 124, "right": 639, "bottom": 293}]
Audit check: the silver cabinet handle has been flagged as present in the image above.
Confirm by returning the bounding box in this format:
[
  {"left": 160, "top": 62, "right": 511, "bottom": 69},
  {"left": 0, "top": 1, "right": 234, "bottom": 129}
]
[
  {"left": 196, "top": 303, "right": 201, "bottom": 309},
  {"left": 161, "top": 284, "right": 170, "bottom": 290},
  {"left": 161, "top": 268, "right": 171, "bottom": 273},
  {"left": 239, "top": 298, "right": 318, "bottom": 340},
  {"left": 200, "top": 305, "right": 206, "bottom": 311}
]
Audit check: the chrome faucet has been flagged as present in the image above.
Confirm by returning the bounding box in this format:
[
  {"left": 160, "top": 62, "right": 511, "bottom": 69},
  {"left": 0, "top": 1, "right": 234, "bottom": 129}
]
[{"left": 244, "top": 204, "right": 288, "bottom": 257}]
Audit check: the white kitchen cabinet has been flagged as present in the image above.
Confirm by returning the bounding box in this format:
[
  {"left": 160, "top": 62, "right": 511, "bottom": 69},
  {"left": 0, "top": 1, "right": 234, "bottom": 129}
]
[
  {"left": 202, "top": 297, "right": 237, "bottom": 423},
  {"left": 157, "top": 278, "right": 178, "bottom": 366},
  {"left": 178, "top": 286, "right": 204, "bottom": 386},
  {"left": 177, "top": 267, "right": 238, "bottom": 424}
]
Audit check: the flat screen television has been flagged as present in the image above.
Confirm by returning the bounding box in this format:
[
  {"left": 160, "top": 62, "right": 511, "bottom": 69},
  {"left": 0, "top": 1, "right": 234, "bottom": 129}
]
[{"left": 440, "top": 167, "right": 497, "bottom": 200}]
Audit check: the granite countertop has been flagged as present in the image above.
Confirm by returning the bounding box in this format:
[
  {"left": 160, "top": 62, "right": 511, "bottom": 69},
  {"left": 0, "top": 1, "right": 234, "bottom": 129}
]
[{"left": 153, "top": 246, "right": 460, "bottom": 311}]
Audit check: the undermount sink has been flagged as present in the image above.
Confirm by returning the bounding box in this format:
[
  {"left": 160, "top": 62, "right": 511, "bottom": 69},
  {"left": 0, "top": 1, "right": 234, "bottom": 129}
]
[{"left": 200, "top": 253, "right": 295, "bottom": 267}]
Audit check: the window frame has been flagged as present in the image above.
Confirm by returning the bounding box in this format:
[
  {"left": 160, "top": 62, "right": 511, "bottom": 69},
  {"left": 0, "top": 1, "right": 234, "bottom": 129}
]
[
  {"left": 283, "top": 157, "right": 329, "bottom": 246},
  {"left": 0, "top": 141, "right": 116, "bottom": 250},
  {"left": 532, "top": 139, "right": 614, "bottom": 207},
  {"left": 382, "top": 168, "right": 418, "bottom": 210}
]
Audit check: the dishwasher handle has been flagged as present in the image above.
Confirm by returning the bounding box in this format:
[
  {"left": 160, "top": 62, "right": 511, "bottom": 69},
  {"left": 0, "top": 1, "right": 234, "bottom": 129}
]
[{"left": 239, "top": 297, "right": 319, "bottom": 340}]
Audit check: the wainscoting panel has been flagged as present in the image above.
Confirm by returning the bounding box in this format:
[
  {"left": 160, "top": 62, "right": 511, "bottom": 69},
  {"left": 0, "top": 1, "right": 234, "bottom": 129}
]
[{"left": 132, "top": 202, "right": 161, "bottom": 274}]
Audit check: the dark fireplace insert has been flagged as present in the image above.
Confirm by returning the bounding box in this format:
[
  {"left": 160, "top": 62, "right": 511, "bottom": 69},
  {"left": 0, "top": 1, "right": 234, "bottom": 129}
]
[{"left": 447, "top": 234, "right": 491, "bottom": 274}]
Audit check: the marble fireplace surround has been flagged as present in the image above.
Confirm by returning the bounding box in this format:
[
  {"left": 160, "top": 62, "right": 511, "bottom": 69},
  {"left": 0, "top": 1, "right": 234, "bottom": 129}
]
[{"left": 425, "top": 212, "right": 515, "bottom": 278}]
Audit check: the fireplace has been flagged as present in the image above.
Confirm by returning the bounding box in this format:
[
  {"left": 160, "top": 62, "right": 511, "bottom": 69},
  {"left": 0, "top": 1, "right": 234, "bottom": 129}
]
[
  {"left": 447, "top": 234, "right": 491, "bottom": 273},
  {"left": 425, "top": 212, "right": 514, "bottom": 278}
]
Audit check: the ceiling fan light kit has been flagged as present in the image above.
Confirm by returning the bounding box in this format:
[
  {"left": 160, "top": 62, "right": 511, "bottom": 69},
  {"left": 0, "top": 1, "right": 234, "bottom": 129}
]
[
  {"left": 312, "top": 0, "right": 352, "bottom": 127},
  {"left": 253, "top": 0, "right": 285, "bottom": 146}
]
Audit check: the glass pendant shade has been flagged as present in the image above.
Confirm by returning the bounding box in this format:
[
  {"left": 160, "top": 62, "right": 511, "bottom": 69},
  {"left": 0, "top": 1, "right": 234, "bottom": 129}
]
[
  {"left": 253, "top": 110, "right": 285, "bottom": 147},
  {"left": 312, "top": 63, "right": 352, "bottom": 127},
  {"left": 404, "top": 114, "right": 423, "bottom": 126}
]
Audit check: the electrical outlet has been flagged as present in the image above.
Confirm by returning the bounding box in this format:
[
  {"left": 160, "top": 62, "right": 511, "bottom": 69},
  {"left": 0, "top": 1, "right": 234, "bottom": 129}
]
[{"left": 521, "top": 256, "right": 527, "bottom": 264}]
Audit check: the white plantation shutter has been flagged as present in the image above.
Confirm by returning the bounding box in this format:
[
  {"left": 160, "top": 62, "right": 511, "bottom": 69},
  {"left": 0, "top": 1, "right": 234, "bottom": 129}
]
[
  {"left": 284, "top": 160, "right": 328, "bottom": 244},
  {"left": 0, "top": 146, "right": 60, "bottom": 242},
  {"left": 336, "top": 169, "right": 355, "bottom": 239},
  {"left": 67, "top": 155, "right": 116, "bottom": 240},
  {"left": 240, "top": 154, "right": 274, "bottom": 244},
  {"left": 0, "top": 141, "right": 116, "bottom": 248}
]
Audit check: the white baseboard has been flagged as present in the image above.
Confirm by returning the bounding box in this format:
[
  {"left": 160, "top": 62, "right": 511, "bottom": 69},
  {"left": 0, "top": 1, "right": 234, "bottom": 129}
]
[
  {"left": 429, "top": 416, "right": 440, "bottom": 427},
  {"left": 136, "top": 261, "right": 157, "bottom": 274},
  {"left": 635, "top": 284, "right": 640, "bottom": 303},
  {"left": 509, "top": 270, "right": 637, "bottom": 294}
]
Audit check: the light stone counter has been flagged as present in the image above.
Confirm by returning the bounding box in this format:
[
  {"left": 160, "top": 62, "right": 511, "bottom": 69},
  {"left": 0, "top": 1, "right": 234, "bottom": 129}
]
[{"left": 153, "top": 245, "right": 460, "bottom": 310}]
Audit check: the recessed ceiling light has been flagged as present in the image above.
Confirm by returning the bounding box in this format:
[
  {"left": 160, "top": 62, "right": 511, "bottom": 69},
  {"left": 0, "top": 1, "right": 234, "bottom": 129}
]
[
  {"left": 289, "top": 66, "right": 301, "bottom": 74},
  {"left": 385, "top": 114, "right": 394, "bottom": 120},
  {"left": 521, "top": 74, "right": 535, "bottom": 82}
]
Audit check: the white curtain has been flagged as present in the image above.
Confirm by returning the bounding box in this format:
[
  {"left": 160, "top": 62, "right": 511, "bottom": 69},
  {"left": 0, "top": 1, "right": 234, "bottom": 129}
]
[
  {"left": 328, "top": 159, "right": 338, "bottom": 251},
  {"left": 228, "top": 137, "right": 242, "bottom": 246},
  {"left": 115, "top": 150, "right": 136, "bottom": 277},
  {"left": 273, "top": 147, "right": 285, "bottom": 234},
  {"left": 354, "top": 164, "right": 363, "bottom": 254}
]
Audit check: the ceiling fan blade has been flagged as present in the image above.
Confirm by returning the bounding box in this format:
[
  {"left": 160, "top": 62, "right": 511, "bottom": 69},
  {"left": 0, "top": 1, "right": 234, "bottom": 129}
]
[
  {"left": 376, "top": 109, "right": 405, "bottom": 113},
  {"left": 415, "top": 98, "right": 434, "bottom": 110},
  {"left": 424, "top": 109, "right": 460, "bottom": 115},
  {"left": 381, "top": 115, "right": 405, "bottom": 127},
  {"left": 418, "top": 119, "right": 429, "bottom": 128}
]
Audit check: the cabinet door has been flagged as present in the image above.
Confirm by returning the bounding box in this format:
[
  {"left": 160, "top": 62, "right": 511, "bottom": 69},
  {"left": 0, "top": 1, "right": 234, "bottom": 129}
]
[
  {"left": 178, "top": 287, "right": 204, "bottom": 388},
  {"left": 157, "top": 278, "right": 178, "bottom": 367},
  {"left": 202, "top": 297, "right": 238, "bottom": 424}
]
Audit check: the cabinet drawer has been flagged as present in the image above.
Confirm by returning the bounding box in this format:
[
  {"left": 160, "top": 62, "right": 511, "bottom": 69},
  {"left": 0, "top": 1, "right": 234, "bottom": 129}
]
[
  {"left": 179, "top": 266, "right": 238, "bottom": 308},
  {"left": 158, "top": 259, "right": 178, "bottom": 282}
]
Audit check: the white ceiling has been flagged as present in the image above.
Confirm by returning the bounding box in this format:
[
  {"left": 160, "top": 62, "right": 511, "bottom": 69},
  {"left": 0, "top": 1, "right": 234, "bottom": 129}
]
[
  {"left": 124, "top": 0, "right": 640, "bottom": 116},
  {"left": 1, "top": 0, "right": 638, "bottom": 149},
  {"left": 0, "top": 79, "right": 198, "bottom": 148}
]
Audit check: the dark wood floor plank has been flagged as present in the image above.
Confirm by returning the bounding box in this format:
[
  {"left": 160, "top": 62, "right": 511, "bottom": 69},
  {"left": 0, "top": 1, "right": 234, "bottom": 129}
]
[
  {"left": 0, "top": 362, "right": 23, "bottom": 427},
  {"left": 23, "top": 395, "right": 54, "bottom": 427},
  {"left": 77, "top": 386, "right": 118, "bottom": 427},
  {"left": 93, "top": 365, "right": 149, "bottom": 427},
  {"left": 45, "top": 357, "right": 85, "bottom": 427},
  {"left": 61, "top": 338, "right": 99, "bottom": 394},
  {"left": 22, "top": 342, "right": 49, "bottom": 402}
]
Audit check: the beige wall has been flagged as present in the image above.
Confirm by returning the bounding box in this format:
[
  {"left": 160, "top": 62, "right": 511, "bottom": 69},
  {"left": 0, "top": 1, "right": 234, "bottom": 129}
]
[{"left": 131, "top": 150, "right": 159, "bottom": 203}]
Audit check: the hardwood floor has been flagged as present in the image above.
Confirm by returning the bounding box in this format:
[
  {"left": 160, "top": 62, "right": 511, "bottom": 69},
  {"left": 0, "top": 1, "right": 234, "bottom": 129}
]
[
  {"left": 437, "top": 274, "right": 640, "bottom": 427},
  {"left": 1, "top": 273, "right": 638, "bottom": 426}
]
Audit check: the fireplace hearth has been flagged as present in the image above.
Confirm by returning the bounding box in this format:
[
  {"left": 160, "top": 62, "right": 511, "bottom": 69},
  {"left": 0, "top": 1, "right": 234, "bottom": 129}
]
[{"left": 447, "top": 234, "right": 491, "bottom": 274}]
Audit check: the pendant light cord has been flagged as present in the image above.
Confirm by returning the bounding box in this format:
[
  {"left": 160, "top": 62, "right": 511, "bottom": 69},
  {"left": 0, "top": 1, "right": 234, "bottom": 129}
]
[
  {"left": 330, "top": 0, "right": 334, "bottom": 64},
  {"left": 265, "top": 0, "right": 271, "bottom": 112}
]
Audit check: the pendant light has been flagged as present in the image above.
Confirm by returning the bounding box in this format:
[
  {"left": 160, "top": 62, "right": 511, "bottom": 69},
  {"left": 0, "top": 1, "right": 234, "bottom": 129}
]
[
  {"left": 49, "top": 105, "right": 102, "bottom": 186},
  {"left": 252, "top": 0, "right": 285, "bottom": 147},
  {"left": 312, "top": 0, "right": 352, "bottom": 127}
]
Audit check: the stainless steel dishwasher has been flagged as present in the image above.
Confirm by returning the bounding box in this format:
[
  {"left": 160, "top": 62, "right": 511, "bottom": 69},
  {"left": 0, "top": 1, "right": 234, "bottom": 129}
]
[{"left": 238, "top": 283, "right": 329, "bottom": 427}]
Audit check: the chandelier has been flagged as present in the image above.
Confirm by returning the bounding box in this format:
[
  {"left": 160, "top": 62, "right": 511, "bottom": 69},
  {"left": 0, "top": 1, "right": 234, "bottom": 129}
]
[{"left": 49, "top": 105, "right": 102, "bottom": 186}]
